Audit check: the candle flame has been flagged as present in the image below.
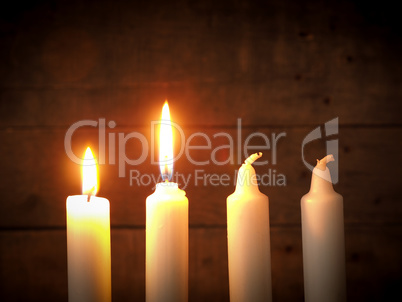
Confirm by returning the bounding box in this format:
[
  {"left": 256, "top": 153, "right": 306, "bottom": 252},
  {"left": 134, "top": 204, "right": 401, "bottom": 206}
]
[
  {"left": 82, "top": 147, "right": 99, "bottom": 196},
  {"left": 159, "top": 101, "right": 173, "bottom": 181}
]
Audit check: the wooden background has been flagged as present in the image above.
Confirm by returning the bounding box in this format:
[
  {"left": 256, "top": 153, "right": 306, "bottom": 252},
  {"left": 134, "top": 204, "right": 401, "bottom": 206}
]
[{"left": 1, "top": 0, "right": 401, "bottom": 301}]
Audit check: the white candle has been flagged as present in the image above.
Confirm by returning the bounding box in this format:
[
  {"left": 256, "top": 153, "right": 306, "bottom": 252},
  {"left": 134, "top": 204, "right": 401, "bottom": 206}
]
[
  {"left": 66, "top": 147, "right": 111, "bottom": 302},
  {"left": 227, "top": 152, "right": 272, "bottom": 302},
  {"left": 301, "top": 154, "right": 346, "bottom": 302},
  {"left": 146, "top": 101, "right": 188, "bottom": 302}
]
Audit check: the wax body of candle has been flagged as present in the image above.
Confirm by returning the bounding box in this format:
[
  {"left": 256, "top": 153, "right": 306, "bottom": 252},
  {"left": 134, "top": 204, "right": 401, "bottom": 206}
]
[
  {"left": 227, "top": 153, "right": 272, "bottom": 302},
  {"left": 66, "top": 195, "right": 111, "bottom": 302},
  {"left": 301, "top": 155, "right": 346, "bottom": 302},
  {"left": 146, "top": 182, "right": 188, "bottom": 302}
]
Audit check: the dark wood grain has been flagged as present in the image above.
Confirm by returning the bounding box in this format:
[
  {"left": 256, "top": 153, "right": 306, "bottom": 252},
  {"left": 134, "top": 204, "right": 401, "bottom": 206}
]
[
  {"left": 0, "top": 1, "right": 401, "bottom": 127},
  {"left": 0, "top": 82, "right": 400, "bottom": 127},
  {"left": 1, "top": 226, "right": 401, "bottom": 301}
]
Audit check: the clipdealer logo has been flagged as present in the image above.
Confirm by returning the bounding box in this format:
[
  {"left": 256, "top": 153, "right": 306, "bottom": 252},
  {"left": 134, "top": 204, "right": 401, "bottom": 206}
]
[
  {"left": 64, "top": 118, "right": 339, "bottom": 188},
  {"left": 64, "top": 118, "right": 287, "bottom": 188}
]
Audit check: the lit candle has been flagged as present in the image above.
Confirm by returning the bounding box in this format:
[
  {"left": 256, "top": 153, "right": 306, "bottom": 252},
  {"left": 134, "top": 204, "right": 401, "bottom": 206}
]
[
  {"left": 146, "top": 101, "right": 189, "bottom": 302},
  {"left": 227, "top": 152, "right": 272, "bottom": 302},
  {"left": 301, "top": 154, "right": 346, "bottom": 302},
  {"left": 66, "top": 147, "right": 111, "bottom": 302}
]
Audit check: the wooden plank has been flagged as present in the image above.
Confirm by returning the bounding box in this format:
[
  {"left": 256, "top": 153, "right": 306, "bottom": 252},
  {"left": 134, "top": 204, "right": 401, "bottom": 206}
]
[
  {"left": 0, "top": 127, "right": 400, "bottom": 228},
  {"left": 110, "top": 228, "right": 145, "bottom": 302},
  {"left": 0, "top": 2, "right": 401, "bottom": 127},
  {"left": 0, "top": 230, "right": 68, "bottom": 302},
  {"left": 1, "top": 226, "right": 401, "bottom": 301},
  {"left": 345, "top": 225, "right": 402, "bottom": 302},
  {"left": 1, "top": 81, "right": 400, "bottom": 127},
  {"left": 189, "top": 228, "right": 229, "bottom": 302}
]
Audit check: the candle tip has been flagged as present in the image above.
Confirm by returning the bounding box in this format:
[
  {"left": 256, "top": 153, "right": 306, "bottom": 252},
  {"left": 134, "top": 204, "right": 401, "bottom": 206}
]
[
  {"left": 244, "top": 152, "right": 263, "bottom": 165},
  {"left": 316, "top": 154, "right": 335, "bottom": 170}
]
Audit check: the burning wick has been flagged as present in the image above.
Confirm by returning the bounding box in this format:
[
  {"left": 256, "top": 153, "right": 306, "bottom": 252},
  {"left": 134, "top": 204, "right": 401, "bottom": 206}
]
[{"left": 86, "top": 187, "right": 95, "bottom": 202}]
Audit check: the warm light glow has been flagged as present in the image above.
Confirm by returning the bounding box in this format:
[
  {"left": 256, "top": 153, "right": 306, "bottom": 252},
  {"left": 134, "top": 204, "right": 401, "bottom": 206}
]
[
  {"left": 159, "top": 101, "right": 173, "bottom": 181},
  {"left": 82, "top": 147, "right": 99, "bottom": 196}
]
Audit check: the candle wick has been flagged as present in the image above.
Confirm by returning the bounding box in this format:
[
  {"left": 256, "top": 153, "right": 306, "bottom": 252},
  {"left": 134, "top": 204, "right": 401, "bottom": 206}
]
[
  {"left": 161, "top": 162, "right": 171, "bottom": 182},
  {"left": 316, "top": 154, "right": 335, "bottom": 170},
  {"left": 244, "top": 152, "right": 263, "bottom": 165}
]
